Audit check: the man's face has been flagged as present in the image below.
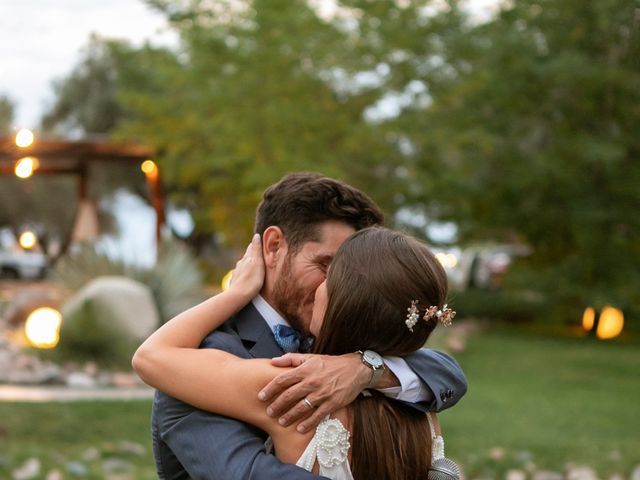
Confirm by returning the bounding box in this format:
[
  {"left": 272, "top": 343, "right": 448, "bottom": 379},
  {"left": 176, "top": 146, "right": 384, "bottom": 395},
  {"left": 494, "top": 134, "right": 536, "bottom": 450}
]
[{"left": 270, "top": 220, "right": 355, "bottom": 334}]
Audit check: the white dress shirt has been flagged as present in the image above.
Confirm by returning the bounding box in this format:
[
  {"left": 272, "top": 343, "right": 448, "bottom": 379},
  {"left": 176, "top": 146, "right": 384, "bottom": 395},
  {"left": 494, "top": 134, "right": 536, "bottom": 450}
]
[{"left": 251, "top": 295, "right": 429, "bottom": 403}]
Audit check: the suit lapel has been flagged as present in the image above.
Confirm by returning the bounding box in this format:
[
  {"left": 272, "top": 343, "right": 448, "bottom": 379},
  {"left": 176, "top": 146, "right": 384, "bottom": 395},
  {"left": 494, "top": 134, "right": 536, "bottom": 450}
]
[{"left": 232, "top": 303, "right": 284, "bottom": 358}]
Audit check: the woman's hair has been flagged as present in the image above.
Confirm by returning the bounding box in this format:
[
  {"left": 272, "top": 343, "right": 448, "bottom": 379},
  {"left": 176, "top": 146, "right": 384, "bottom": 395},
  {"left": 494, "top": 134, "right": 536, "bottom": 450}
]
[{"left": 313, "top": 227, "right": 449, "bottom": 479}]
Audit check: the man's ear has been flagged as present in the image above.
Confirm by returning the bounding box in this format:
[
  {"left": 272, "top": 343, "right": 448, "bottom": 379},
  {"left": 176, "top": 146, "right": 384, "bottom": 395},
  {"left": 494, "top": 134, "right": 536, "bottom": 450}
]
[{"left": 262, "top": 226, "right": 287, "bottom": 269}]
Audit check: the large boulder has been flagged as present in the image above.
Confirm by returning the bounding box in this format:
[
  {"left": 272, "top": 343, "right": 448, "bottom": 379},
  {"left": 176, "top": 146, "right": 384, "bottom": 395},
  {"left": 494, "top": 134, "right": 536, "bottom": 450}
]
[{"left": 59, "top": 276, "right": 159, "bottom": 365}]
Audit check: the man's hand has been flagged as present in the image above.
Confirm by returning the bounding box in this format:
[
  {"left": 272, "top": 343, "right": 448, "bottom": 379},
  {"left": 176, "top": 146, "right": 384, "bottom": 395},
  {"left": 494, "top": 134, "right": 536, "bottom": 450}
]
[{"left": 258, "top": 353, "right": 370, "bottom": 433}]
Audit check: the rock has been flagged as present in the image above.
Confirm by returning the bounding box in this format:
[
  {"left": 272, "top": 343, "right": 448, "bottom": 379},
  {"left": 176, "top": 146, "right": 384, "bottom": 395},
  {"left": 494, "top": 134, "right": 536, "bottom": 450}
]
[
  {"left": 606, "top": 474, "right": 624, "bottom": 480},
  {"left": 81, "top": 447, "right": 100, "bottom": 462},
  {"left": 66, "top": 372, "right": 96, "bottom": 388},
  {"left": 66, "top": 461, "right": 89, "bottom": 477},
  {"left": 566, "top": 464, "right": 599, "bottom": 480},
  {"left": 515, "top": 450, "right": 533, "bottom": 463},
  {"left": 101, "top": 458, "right": 134, "bottom": 473},
  {"left": 12, "top": 458, "right": 41, "bottom": 480},
  {"left": 489, "top": 447, "right": 505, "bottom": 461},
  {"left": 45, "top": 469, "right": 63, "bottom": 480},
  {"left": 532, "top": 471, "right": 564, "bottom": 480},
  {"left": 118, "top": 440, "right": 146, "bottom": 456},
  {"left": 506, "top": 469, "right": 527, "bottom": 480},
  {"left": 630, "top": 464, "right": 640, "bottom": 480},
  {"left": 59, "top": 276, "right": 159, "bottom": 363}
]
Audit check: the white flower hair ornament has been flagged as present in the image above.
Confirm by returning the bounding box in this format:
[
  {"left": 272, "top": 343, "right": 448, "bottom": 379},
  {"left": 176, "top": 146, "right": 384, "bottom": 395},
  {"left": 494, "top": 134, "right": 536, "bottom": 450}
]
[{"left": 405, "top": 300, "right": 456, "bottom": 332}]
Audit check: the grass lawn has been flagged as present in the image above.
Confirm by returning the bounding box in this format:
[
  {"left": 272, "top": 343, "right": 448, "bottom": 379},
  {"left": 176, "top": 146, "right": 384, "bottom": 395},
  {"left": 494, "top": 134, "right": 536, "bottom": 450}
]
[
  {"left": 1, "top": 326, "right": 638, "bottom": 479},
  {"left": 440, "top": 326, "right": 640, "bottom": 478},
  {"left": 0, "top": 400, "right": 157, "bottom": 479}
]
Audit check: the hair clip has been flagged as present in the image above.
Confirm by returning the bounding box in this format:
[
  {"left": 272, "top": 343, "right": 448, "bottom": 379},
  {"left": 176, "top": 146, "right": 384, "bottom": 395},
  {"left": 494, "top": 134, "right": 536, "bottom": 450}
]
[
  {"left": 425, "top": 304, "right": 456, "bottom": 327},
  {"left": 405, "top": 300, "right": 420, "bottom": 332},
  {"left": 406, "top": 300, "right": 456, "bottom": 331}
]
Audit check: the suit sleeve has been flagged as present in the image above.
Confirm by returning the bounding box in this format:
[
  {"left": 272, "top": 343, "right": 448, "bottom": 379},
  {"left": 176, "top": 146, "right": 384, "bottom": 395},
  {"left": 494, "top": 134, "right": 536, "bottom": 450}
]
[
  {"left": 152, "top": 330, "right": 327, "bottom": 480},
  {"left": 401, "top": 348, "right": 468, "bottom": 413}
]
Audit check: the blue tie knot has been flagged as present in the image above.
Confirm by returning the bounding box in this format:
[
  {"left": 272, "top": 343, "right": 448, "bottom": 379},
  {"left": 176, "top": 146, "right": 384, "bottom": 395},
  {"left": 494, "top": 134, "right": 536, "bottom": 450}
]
[{"left": 272, "top": 324, "right": 313, "bottom": 353}]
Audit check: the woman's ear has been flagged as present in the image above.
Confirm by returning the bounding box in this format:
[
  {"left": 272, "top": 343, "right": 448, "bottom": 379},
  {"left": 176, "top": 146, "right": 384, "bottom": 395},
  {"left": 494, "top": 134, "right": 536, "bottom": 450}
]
[{"left": 261, "top": 226, "right": 287, "bottom": 269}]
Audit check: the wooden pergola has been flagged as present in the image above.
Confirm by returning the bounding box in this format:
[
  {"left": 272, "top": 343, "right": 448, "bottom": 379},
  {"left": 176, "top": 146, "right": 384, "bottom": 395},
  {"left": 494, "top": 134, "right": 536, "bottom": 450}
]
[{"left": 0, "top": 135, "right": 165, "bottom": 257}]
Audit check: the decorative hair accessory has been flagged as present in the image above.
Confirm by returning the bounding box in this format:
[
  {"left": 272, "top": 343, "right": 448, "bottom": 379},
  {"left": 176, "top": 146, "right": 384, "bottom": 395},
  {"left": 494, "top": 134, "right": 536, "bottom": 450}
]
[
  {"left": 405, "top": 301, "right": 456, "bottom": 331},
  {"left": 405, "top": 300, "right": 421, "bottom": 332}
]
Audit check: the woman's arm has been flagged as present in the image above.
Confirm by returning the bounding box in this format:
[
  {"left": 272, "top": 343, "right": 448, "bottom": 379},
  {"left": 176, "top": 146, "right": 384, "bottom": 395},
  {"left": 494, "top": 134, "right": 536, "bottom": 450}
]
[
  {"left": 132, "top": 235, "right": 306, "bottom": 462},
  {"left": 134, "top": 234, "right": 264, "bottom": 351}
]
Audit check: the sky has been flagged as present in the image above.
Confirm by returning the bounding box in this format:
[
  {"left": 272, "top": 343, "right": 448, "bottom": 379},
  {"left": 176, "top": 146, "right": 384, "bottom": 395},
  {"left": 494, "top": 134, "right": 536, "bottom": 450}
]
[{"left": 0, "top": 0, "right": 174, "bottom": 129}]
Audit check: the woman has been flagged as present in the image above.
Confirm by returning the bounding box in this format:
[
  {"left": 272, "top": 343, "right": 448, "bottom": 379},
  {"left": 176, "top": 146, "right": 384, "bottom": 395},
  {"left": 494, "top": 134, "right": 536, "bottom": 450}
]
[{"left": 133, "top": 227, "right": 455, "bottom": 479}]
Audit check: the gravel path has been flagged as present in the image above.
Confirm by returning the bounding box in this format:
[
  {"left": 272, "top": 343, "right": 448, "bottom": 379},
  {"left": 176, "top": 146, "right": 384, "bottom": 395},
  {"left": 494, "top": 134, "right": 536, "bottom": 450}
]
[{"left": 0, "top": 384, "right": 154, "bottom": 402}]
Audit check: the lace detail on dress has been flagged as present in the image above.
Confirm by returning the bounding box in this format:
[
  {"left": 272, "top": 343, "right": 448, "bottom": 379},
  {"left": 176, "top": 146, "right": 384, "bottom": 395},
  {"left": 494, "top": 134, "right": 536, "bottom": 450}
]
[
  {"left": 296, "top": 417, "right": 353, "bottom": 480},
  {"left": 315, "top": 418, "right": 350, "bottom": 468}
]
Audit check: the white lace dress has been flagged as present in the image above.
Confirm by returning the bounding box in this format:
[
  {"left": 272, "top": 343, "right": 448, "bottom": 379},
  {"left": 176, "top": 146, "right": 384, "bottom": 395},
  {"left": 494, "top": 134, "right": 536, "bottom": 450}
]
[{"left": 296, "top": 417, "right": 354, "bottom": 480}]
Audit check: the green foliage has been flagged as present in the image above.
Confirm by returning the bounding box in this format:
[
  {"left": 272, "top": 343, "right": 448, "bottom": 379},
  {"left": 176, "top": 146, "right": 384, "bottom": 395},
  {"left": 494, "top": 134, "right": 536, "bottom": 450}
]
[
  {"left": 451, "top": 287, "right": 545, "bottom": 323},
  {"left": 41, "top": 0, "right": 639, "bottom": 318},
  {"left": 407, "top": 0, "right": 640, "bottom": 315},
  {"left": 41, "top": 35, "right": 129, "bottom": 136},
  {"left": 112, "top": 0, "right": 420, "bottom": 243}
]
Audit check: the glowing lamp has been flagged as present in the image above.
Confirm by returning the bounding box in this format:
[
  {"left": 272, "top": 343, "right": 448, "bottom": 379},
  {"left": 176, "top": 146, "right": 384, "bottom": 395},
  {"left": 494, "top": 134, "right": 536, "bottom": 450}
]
[
  {"left": 19, "top": 231, "right": 37, "bottom": 249},
  {"left": 596, "top": 306, "right": 624, "bottom": 340},
  {"left": 141, "top": 160, "right": 158, "bottom": 179},
  {"left": 582, "top": 307, "right": 595, "bottom": 331},
  {"left": 14, "top": 157, "right": 38, "bottom": 178},
  {"left": 24, "top": 307, "right": 62, "bottom": 349},
  {"left": 436, "top": 252, "right": 458, "bottom": 269},
  {"left": 15, "top": 128, "right": 35, "bottom": 148},
  {"left": 221, "top": 270, "right": 233, "bottom": 291}
]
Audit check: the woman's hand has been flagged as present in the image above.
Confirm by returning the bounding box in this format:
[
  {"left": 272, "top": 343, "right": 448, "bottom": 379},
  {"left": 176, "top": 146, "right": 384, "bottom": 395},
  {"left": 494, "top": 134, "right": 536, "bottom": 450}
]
[{"left": 229, "top": 233, "right": 265, "bottom": 301}]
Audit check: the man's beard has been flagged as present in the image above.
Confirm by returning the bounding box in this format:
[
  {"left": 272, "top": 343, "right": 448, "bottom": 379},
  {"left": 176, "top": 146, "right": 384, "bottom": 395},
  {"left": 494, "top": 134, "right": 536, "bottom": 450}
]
[{"left": 272, "top": 255, "right": 309, "bottom": 334}]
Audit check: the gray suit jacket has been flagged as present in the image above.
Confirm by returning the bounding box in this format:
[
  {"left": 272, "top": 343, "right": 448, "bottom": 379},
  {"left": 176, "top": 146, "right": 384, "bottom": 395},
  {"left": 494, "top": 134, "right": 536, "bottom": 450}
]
[{"left": 151, "top": 303, "right": 467, "bottom": 479}]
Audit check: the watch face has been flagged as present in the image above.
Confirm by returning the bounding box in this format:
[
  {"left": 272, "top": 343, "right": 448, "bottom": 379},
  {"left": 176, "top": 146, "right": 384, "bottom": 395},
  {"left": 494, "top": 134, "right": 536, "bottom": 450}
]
[{"left": 363, "top": 350, "right": 383, "bottom": 369}]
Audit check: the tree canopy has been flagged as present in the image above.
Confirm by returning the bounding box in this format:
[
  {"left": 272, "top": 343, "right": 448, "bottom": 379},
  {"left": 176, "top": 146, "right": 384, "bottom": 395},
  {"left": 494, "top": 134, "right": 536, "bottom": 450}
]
[{"left": 39, "top": 0, "right": 639, "bottom": 317}]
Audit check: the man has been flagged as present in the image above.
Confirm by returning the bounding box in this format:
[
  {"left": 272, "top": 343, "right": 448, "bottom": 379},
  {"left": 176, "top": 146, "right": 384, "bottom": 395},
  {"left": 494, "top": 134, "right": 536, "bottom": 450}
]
[{"left": 152, "top": 172, "right": 467, "bottom": 479}]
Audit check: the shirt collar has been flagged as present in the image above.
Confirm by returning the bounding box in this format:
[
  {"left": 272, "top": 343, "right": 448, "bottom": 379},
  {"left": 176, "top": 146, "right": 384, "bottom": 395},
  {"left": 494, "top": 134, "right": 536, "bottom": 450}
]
[{"left": 251, "top": 294, "right": 290, "bottom": 331}]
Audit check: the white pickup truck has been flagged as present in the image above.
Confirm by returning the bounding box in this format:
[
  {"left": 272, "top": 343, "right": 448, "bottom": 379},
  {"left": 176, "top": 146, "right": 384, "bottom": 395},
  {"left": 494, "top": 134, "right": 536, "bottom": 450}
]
[{"left": 0, "top": 247, "right": 48, "bottom": 280}]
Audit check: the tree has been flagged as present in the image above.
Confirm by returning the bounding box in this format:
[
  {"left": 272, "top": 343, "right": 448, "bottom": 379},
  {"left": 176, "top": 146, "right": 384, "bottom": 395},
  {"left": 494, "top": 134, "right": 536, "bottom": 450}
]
[
  {"left": 41, "top": 35, "right": 131, "bottom": 136},
  {"left": 403, "top": 0, "right": 640, "bottom": 317},
  {"left": 111, "top": 0, "right": 404, "bottom": 245}
]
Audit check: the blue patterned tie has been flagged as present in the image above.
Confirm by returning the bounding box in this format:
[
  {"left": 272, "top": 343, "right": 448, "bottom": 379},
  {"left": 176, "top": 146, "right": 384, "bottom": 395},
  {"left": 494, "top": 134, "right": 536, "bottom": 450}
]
[{"left": 272, "top": 324, "right": 313, "bottom": 353}]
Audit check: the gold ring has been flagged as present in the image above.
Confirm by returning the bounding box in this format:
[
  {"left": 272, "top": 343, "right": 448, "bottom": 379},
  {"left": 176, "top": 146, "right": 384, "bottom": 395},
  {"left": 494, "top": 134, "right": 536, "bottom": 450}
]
[{"left": 303, "top": 398, "right": 316, "bottom": 410}]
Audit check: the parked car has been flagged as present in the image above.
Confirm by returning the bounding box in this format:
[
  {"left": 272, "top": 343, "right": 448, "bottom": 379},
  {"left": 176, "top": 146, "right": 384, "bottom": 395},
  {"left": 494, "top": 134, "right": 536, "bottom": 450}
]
[
  {"left": 0, "top": 247, "right": 47, "bottom": 279},
  {"left": 0, "top": 228, "right": 48, "bottom": 280}
]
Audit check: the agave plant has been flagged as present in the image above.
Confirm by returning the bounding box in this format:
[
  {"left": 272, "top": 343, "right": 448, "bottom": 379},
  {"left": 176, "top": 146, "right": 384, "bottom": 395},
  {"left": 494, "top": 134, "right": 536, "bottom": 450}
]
[{"left": 54, "top": 238, "right": 206, "bottom": 324}]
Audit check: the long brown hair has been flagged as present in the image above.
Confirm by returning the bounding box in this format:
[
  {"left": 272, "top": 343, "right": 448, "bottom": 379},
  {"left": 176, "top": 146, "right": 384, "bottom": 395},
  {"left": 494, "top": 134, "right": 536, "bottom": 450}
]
[{"left": 313, "top": 227, "right": 449, "bottom": 479}]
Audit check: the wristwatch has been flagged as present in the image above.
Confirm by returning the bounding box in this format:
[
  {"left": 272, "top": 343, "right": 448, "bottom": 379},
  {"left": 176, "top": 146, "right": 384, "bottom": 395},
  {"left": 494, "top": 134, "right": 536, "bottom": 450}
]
[{"left": 358, "top": 350, "right": 385, "bottom": 389}]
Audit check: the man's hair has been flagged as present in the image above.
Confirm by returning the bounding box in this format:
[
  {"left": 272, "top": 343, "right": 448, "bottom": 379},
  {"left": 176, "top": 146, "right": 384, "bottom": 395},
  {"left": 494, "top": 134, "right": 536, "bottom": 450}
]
[{"left": 254, "top": 172, "right": 384, "bottom": 251}]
